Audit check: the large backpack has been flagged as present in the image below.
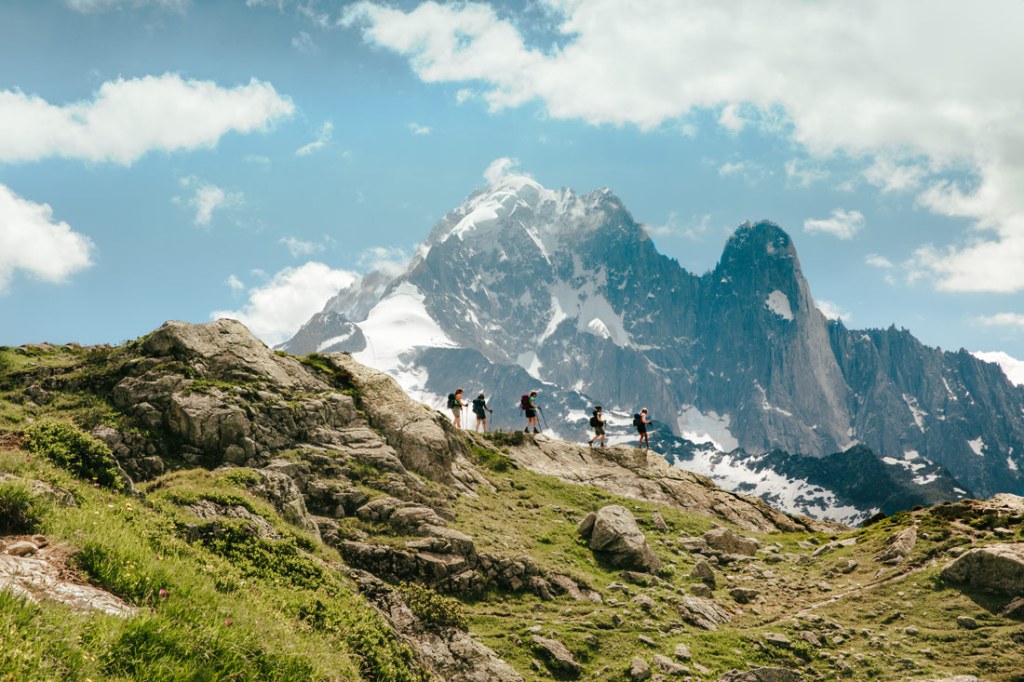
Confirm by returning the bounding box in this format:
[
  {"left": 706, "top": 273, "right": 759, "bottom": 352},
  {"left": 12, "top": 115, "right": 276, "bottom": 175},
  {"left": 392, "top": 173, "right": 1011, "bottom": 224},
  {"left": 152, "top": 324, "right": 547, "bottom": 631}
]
[
  {"left": 520, "top": 394, "right": 531, "bottom": 410},
  {"left": 589, "top": 412, "right": 600, "bottom": 428},
  {"left": 633, "top": 413, "right": 643, "bottom": 429},
  {"left": 473, "top": 397, "right": 486, "bottom": 413},
  {"left": 447, "top": 393, "right": 457, "bottom": 409}
]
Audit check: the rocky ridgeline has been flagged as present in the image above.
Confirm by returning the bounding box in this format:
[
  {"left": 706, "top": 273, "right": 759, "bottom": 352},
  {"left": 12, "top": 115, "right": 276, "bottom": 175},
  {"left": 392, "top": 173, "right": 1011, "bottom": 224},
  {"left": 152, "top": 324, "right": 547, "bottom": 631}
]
[{"left": 4, "top": 320, "right": 1024, "bottom": 680}]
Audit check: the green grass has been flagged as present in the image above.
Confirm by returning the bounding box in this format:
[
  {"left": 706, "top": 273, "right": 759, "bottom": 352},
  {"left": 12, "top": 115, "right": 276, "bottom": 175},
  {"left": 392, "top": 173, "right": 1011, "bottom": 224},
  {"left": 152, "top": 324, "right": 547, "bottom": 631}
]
[{"left": 0, "top": 448, "right": 429, "bottom": 682}]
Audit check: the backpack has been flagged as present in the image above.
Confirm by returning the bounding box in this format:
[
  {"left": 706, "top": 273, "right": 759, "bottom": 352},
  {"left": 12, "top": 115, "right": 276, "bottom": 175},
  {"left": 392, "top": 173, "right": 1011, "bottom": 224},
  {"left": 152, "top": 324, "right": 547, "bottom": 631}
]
[
  {"left": 633, "top": 413, "right": 643, "bottom": 429},
  {"left": 520, "top": 394, "right": 531, "bottom": 410},
  {"left": 473, "top": 397, "right": 486, "bottom": 413},
  {"left": 589, "top": 413, "right": 600, "bottom": 428},
  {"left": 447, "top": 393, "right": 457, "bottom": 409}
]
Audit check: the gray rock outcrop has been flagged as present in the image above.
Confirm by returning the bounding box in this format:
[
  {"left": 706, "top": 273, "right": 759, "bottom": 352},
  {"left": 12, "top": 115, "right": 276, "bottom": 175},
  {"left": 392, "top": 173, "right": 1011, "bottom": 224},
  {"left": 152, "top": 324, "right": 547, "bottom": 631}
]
[
  {"left": 530, "top": 635, "right": 582, "bottom": 678},
  {"left": 579, "top": 505, "right": 662, "bottom": 573},
  {"left": 941, "top": 543, "right": 1024, "bottom": 596},
  {"left": 875, "top": 526, "right": 918, "bottom": 564}
]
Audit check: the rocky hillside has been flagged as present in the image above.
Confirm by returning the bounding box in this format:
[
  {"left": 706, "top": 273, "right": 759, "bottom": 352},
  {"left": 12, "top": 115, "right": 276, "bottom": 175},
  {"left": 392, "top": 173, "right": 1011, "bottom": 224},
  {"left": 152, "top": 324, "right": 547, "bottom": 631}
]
[
  {"left": 2, "top": 320, "right": 1024, "bottom": 681},
  {"left": 284, "top": 174, "right": 1024, "bottom": 501}
]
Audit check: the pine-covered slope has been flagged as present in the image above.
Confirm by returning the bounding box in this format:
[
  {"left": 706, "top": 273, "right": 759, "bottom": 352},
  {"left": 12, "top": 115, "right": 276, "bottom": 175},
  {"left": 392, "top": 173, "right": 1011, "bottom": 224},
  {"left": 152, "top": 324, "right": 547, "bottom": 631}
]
[{"left": 285, "top": 174, "right": 1024, "bottom": 502}]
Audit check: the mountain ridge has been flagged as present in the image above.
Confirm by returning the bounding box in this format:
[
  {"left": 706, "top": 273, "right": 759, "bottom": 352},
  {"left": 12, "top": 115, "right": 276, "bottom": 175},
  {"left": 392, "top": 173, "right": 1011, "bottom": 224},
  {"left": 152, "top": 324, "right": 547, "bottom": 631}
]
[{"left": 285, "top": 174, "right": 1024, "bottom": 503}]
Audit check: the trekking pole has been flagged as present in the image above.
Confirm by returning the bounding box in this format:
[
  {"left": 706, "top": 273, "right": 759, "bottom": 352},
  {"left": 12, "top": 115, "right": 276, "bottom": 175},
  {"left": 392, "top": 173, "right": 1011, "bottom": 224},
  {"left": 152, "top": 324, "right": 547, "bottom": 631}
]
[{"left": 538, "top": 406, "right": 548, "bottom": 431}]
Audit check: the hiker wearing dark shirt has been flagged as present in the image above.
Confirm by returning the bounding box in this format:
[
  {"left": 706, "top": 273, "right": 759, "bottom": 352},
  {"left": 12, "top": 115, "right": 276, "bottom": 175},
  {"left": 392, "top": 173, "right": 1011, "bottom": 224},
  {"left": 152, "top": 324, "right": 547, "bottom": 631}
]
[
  {"left": 521, "top": 391, "right": 540, "bottom": 433},
  {"left": 447, "top": 388, "right": 468, "bottom": 428},
  {"left": 588, "top": 405, "right": 606, "bottom": 448},
  {"left": 472, "top": 392, "right": 493, "bottom": 433},
  {"left": 634, "top": 408, "right": 652, "bottom": 449}
]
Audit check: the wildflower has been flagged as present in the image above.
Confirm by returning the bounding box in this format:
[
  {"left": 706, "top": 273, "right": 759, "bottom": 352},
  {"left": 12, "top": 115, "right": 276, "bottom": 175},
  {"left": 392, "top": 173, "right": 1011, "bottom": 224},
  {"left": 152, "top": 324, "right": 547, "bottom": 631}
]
[
  {"left": 225, "top": 618, "right": 233, "bottom": 626},
  {"left": 158, "top": 588, "right": 168, "bottom": 598}
]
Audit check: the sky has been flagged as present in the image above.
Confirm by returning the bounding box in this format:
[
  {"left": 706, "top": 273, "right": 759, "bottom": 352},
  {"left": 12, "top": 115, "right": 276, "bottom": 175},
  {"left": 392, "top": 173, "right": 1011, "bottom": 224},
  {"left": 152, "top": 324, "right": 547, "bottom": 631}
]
[{"left": 1, "top": 0, "right": 1023, "bottom": 384}]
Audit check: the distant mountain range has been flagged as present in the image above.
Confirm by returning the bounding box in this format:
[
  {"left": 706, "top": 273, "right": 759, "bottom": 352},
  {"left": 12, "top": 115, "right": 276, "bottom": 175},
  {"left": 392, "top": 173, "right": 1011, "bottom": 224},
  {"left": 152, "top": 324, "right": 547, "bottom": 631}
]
[{"left": 283, "top": 174, "right": 1024, "bottom": 519}]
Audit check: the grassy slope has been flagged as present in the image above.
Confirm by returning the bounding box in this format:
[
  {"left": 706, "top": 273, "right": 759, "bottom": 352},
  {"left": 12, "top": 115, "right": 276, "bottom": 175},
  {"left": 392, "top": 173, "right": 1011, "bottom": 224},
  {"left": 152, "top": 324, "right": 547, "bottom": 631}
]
[{"left": 2, "top": 343, "right": 1024, "bottom": 681}]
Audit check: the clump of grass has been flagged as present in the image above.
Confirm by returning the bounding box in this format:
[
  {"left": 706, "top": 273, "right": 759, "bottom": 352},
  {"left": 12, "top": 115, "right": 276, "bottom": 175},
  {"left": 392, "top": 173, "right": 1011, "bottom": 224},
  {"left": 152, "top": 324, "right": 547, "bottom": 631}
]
[
  {"left": 469, "top": 443, "right": 514, "bottom": 472},
  {"left": 398, "top": 582, "right": 469, "bottom": 631},
  {"left": 23, "top": 420, "right": 123, "bottom": 490},
  {"left": 0, "top": 481, "right": 42, "bottom": 534},
  {"left": 483, "top": 430, "right": 526, "bottom": 448}
]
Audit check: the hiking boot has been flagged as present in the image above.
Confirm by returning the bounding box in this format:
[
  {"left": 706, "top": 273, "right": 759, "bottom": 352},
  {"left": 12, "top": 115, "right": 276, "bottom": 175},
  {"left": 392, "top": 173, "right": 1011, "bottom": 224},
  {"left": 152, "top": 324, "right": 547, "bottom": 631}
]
[
  {"left": 533, "top": 428, "right": 540, "bottom": 434},
  {"left": 524, "top": 428, "right": 530, "bottom": 433},
  {"left": 588, "top": 441, "right": 593, "bottom": 448}
]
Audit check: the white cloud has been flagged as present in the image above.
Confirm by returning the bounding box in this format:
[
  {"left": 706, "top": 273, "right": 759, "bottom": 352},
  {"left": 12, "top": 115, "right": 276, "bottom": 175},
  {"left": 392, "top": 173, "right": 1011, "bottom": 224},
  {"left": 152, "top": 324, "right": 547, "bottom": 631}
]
[
  {"left": 0, "top": 74, "right": 293, "bottom": 165},
  {"left": 971, "top": 351, "right": 1024, "bottom": 387},
  {"left": 291, "top": 31, "right": 318, "bottom": 54},
  {"left": 177, "top": 177, "right": 243, "bottom": 226},
  {"left": 66, "top": 0, "right": 186, "bottom": 12},
  {"left": 784, "top": 159, "right": 829, "bottom": 187},
  {"left": 407, "top": 122, "right": 432, "bottom": 135},
  {"left": 865, "top": 253, "right": 895, "bottom": 269},
  {"left": 226, "top": 275, "right": 245, "bottom": 291},
  {"left": 295, "top": 120, "right": 333, "bottom": 156},
  {"left": 717, "top": 160, "right": 768, "bottom": 182},
  {"left": 863, "top": 156, "right": 928, "bottom": 193},
  {"left": 815, "top": 299, "right": 851, "bottom": 322},
  {"left": 212, "top": 262, "right": 357, "bottom": 345},
  {"left": 455, "top": 89, "right": 474, "bottom": 104},
  {"left": 0, "top": 183, "right": 95, "bottom": 292},
  {"left": 280, "top": 236, "right": 330, "bottom": 257},
  {"left": 358, "top": 246, "right": 410, "bottom": 277},
  {"left": 483, "top": 156, "right": 530, "bottom": 187},
  {"left": 343, "top": 0, "right": 1024, "bottom": 292},
  {"left": 804, "top": 208, "right": 865, "bottom": 240},
  {"left": 974, "top": 312, "right": 1024, "bottom": 328},
  {"left": 645, "top": 212, "right": 710, "bottom": 240},
  {"left": 243, "top": 154, "right": 272, "bottom": 168}
]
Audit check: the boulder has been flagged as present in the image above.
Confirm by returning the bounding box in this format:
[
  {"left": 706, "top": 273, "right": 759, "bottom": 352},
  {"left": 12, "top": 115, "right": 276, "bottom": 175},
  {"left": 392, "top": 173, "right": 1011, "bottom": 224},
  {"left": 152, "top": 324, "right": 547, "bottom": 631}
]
[
  {"left": 703, "top": 527, "right": 759, "bottom": 556},
  {"left": 628, "top": 656, "right": 651, "bottom": 681},
  {"left": 716, "top": 668, "right": 801, "bottom": 682},
  {"left": 579, "top": 505, "right": 662, "bottom": 573},
  {"left": 691, "top": 557, "right": 717, "bottom": 586},
  {"left": 875, "top": 526, "right": 917, "bottom": 564},
  {"left": 652, "top": 654, "right": 688, "bottom": 676},
  {"left": 677, "top": 595, "right": 732, "bottom": 630},
  {"left": 530, "top": 635, "right": 582, "bottom": 678},
  {"left": 940, "top": 543, "right": 1024, "bottom": 596}
]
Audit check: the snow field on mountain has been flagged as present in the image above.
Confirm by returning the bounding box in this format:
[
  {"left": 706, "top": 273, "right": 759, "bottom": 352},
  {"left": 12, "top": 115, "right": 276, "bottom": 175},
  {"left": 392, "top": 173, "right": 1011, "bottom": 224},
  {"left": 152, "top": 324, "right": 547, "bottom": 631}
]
[
  {"left": 677, "top": 448, "right": 871, "bottom": 525},
  {"left": 676, "top": 405, "right": 740, "bottom": 451},
  {"left": 352, "top": 282, "right": 456, "bottom": 397},
  {"left": 765, "top": 289, "right": 794, "bottom": 320}
]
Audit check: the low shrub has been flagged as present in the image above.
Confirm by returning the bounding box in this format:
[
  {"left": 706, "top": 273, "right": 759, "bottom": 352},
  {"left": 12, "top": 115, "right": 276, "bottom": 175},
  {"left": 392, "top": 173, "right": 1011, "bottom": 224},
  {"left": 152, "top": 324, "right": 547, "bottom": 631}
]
[
  {"left": 469, "top": 444, "right": 513, "bottom": 473},
  {"left": 23, "top": 420, "right": 123, "bottom": 490},
  {"left": 0, "top": 482, "right": 41, "bottom": 534},
  {"left": 398, "top": 582, "right": 468, "bottom": 631}
]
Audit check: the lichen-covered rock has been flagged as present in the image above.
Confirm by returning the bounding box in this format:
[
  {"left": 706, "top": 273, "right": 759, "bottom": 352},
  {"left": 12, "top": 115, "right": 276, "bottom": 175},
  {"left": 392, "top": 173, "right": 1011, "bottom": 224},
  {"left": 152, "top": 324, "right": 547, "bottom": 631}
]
[
  {"left": 530, "top": 635, "right": 582, "bottom": 678},
  {"left": 579, "top": 505, "right": 662, "bottom": 573},
  {"left": 1, "top": 552, "right": 137, "bottom": 618},
  {"left": 716, "top": 668, "right": 801, "bottom": 682},
  {"left": 349, "top": 569, "right": 524, "bottom": 682},
  {"left": 676, "top": 595, "right": 732, "bottom": 630},
  {"left": 876, "top": 525, "right": 918, "bottom": 564},
  {"left": 941, "top": 543, "right": 1024, "bottom": 597},
  {"left": 703, "top": 527, "right": 760, "bottom": 557},
  {"left": 324, "top": 352, "right": 468, "bottom": 484},
  {"left": 691, "top": 557, "right": 717, "bottom": 586},
  {"left": 628, "top": 656, "right": 651, "bottom": 680}
]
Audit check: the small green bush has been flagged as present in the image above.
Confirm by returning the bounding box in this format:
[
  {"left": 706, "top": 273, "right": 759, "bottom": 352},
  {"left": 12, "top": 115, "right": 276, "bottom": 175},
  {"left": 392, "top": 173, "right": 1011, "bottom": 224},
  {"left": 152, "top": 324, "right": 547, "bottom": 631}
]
[
  {"left": 483, "top": 430, "right": 526, "bottom": 448},
  {"left": 23, "top": 420, "right": 123, "bottom": 490},
  {"left": 0, "top": 482, "right": 41, "bottom": 535},
  {"left": 398, "top": 582, "right": 468, "bottom": 631},
  {"left": 469, "top": 444, "right": 513, "bottom": 472}
]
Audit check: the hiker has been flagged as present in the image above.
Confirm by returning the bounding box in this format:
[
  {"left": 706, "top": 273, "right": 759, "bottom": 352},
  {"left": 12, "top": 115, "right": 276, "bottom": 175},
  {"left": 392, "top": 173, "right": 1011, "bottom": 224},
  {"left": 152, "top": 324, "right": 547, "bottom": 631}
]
[
  {"left": 634, "top": 408, "right": 653, "bottom": 449},
  {"left": 472, "top": 392, "right": 493, "bottom": 433},
  {"left": 521, "top": 390, "right": 540, "bottom": 433},
  {"left": 588, "top": 405, "right": 606, "bottom": 448},
  {"left": 447, "top": 388, "right": 468, "bottom": 428}
]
